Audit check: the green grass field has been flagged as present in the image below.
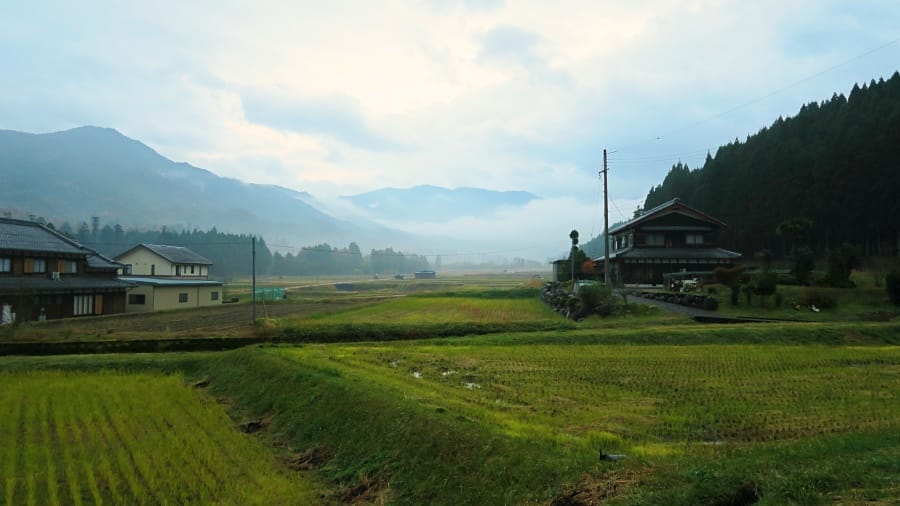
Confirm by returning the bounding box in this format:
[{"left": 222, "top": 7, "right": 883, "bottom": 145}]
[
  {"left": 1, "top": 272, "right": 899, "bottom": 504},
  {"left": 0, "top": 370, "right": 323, "bottom": 505}
]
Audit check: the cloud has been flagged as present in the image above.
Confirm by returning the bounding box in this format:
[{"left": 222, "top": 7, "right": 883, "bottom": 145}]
[
  {"left": 241, "top": 91, "right": 404, "bottom": 151},
  {"left": 2, "top": 0, "right": 899, "bottom": 261},
  {"left": 478, "top": 25, "right": 544, "bottom": 69}
]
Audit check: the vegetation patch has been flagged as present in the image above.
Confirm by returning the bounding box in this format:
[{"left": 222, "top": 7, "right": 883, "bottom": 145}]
[{"left": 0, "top": 370, "right": 319, "bottom": 505}]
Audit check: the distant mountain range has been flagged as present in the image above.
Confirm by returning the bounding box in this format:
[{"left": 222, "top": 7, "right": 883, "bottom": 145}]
[
  {"left": 341, "top": 185, "right": 538, "bottom": 223},
  {"left": 0, "top": 126, "right": 540, "bottom": 252}
]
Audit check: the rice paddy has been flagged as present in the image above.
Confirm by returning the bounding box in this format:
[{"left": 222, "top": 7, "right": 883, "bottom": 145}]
[{"left": 0, "top": 371, "right": 319, "bottom": 505}]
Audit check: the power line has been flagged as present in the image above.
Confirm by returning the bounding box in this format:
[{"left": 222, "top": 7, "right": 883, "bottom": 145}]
[{"left": 609, "top": 35, "right": 900, "bottom": 155}]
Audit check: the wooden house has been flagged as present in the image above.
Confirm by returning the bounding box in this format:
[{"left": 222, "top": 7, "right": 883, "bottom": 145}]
[
  {"left": 0, "top": 218, "right": 129, "bottom": 322},
  {"left": 594, "top": 199, "right": 741, "bottom": 285}
]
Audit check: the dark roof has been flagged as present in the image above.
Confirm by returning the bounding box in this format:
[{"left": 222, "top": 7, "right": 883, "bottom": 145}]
[
  {"left": 117, "top": 243, "right": 213, "bottom": 265},
  {"left": 609, "top": 198, "right": 727, "bottom": 235},
  {"left": 118, "top": 276, "right": 223, "bottom": 287},
  {"left": 0, "top": 276, "right": 134, "bottom": 294},
  {"left": 86, "top": 253, "right": 123, "bottom": 270},
  {"left": 597, "top": 247, "right": 742, "bottom": 262},
  {"left": 0, "top": 218, "right": 87, "bottom": 255}
]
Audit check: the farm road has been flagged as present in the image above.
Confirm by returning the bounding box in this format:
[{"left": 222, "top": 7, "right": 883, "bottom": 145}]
[{"left": 627, "top": 293, "right": 719, "bottom": 320}]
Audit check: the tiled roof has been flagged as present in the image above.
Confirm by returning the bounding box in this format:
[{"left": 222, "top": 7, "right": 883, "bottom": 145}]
[
  {"left": 118, "top": 244, "right": 213, "bottom": 265},
  {"left": 0, "top": 276, "right": 133, "bottom": 293},
  {"left": 608, "top": 198, "right": 727, "bottom": 235},
  {"left": 0, "top": 218, "right": 87, "bottom": 255},
  {"left": 86, "top": 253, "right": 123, "bottom": 270},
  {"left": 598, "top": 247, "right": 742, "bottom": 262}
]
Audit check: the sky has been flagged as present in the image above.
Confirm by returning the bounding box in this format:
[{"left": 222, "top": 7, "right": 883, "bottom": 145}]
[{"left": 2, "top": 1, "right": 899, "bottom": 260}]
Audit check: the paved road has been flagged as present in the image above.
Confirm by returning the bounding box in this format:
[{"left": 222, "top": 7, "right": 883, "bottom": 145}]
[{"left": 627, "top": 294, "right": 721, "bottom": 319}]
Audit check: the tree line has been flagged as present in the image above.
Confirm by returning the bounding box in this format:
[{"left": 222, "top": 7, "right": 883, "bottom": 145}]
[
  {"left": 40, "top": 220, "right": 429, "bottom": 279},
  {"left": 643, "top": 71, "right": 900, "bottom": 258}
]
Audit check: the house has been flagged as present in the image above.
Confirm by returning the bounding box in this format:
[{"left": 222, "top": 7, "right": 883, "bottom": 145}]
[
  {"left": 593, "top": 198, "right": 741, "bottom": 286},
  {"left": 0, "top": 218, "right": 130, "bottom": 322},
  {"left": 114, "top": 243, "right": 223, "bottom": 313},
  {"left": 114, "top": 243, "right": 213, "bottom": 278}
]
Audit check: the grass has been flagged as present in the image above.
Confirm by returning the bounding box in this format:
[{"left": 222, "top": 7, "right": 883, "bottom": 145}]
[
  {"left": 0, "top": 369, "right": 325, "bottom": 505},
  {"left": 2, "top": 272, "right": 899, "bottom": 503},
  {"left": 2, "top": 318, "right": 899, "bottom": 504},
  {"left": 691, "top": 270, "right": 900, "bottom": 322}
]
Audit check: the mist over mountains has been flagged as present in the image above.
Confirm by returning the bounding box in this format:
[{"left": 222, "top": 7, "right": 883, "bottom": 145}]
[
  {"left": 342, "top": 186, "right": 538, "bottom": 223},
  {"left": 0, "top": 126, "right": 544, "bottom": 259}
]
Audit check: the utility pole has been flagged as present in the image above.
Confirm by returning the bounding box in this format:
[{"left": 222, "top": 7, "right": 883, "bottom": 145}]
[
  {"left": 602, "top": 149, "right": 610, "bottom": 287},
  {"left": 251, "top": 235, "right": 257, "bottom": 323}
]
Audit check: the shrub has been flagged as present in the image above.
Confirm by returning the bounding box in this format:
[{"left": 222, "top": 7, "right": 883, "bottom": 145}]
[
  {"left": 791, "top": 246, "right": 815, "bottom": 285},
  {"left": 886, "top": 270, "right": 900, "bottom": 306},
  {"left": 825, "top": 243, "right": 859, "bottom": 288},
  {"left": 714, "top": 266, "right": 745, "bottom": 306},
  {"left": 754, "top": 273, "right": 777, "bottom": 297},
  {"left": 577, "top": 284, "right": 611, "bottom": 307},
  {"left": 801, "top": 289, "right": 837, "bottom": 310}
]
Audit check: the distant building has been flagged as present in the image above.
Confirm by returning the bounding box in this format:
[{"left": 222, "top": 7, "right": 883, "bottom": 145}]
[
  {"left": 114, "top": 243, "right": 213, "bottom": 278},
  {"left": 593, "top": 198, "right": 741, "bottom": 285},
  {"left": 414, "top": 270, "right": 436, "bottom": 279},
  {"left": 0, "top": 218, "right": 130, "bottom": 321},
  {"left": 114, "top": 243, "right": 223, "bottom": 313}
]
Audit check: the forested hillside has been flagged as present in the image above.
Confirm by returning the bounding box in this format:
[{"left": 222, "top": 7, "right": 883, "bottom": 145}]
[{"left": 644, "top": 72, "right": 900, "bottom": 257}]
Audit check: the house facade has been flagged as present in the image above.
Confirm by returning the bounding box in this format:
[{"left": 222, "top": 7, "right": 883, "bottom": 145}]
[
  {"left": 115, "top": 243, "right": 212, "bottom": 278},
  {"left": 0, "top": 218, "right": 130, "bottom": 322},
  {"left": 114, "top": 243, "right": 223, "bottom": 312},
  {"left": 594, "top": 199, "right": 741, "bottom": 285}
]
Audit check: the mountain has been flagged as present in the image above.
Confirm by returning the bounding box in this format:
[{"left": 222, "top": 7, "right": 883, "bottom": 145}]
[
  {"left": 0, "top": 126, "right": 408, "bottom": 248},
  {"left": 642, "top": 72, "right": 900, "bottom": 257},
  {"left": 341, "top": 185, "right": 539, "bottom": 222}
]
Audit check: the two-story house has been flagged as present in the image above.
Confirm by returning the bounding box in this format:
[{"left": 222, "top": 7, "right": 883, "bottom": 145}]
[
  {"left": 0, "top": 218, "right": 130, "bottom": 322},
  {"left": 595, "top": 198, "right": 742, "bottom": 285},
  {"left": 114, "top": 243, "right": 223, "bottom": 312}
]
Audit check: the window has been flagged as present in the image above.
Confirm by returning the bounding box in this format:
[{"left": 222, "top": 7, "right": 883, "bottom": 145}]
[
  {"left": 686, "top": 233, "right": 705, "bottom": 245},
  {"left": 25, "top": 258, "right": 47, "bottom": 273},
  {"left": 73, "top": 295, "right": 94, "bottom": 316},
  {"left": 178, "top": 292, "right": 188, "bottom": 303},
  {"left": 62, "top": 260, "right": 77, "bottom": 273},
  {"left": 128, "top": 294, "right": 146, "bottom": 305},
  {"left": 151, "top": 264, "right": 156, "bottom": 275},
  {"left": 124, "top": 264, "right": 133, "bottom": 275},
  {"left": 645, "top": 234, "right": 665, "bottom": 246},
  {"left": 190, "top": 265, "right": 195, "bottom": 274},
  {"left": 211, "top": 291, "right": 219, "bottom": 301},
  {"left": 0, "top": 258, "right": 10, "bottom": 273}
]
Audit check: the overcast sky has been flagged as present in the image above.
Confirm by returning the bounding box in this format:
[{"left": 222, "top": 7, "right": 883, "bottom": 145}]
[{"left": 2, "top": 1, "right": 898, "bottom": 259}]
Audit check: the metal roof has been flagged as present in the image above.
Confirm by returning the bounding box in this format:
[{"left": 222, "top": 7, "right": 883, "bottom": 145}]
[
  {"left": 0, "top": 218, "right": 88, "bottom": 255},
  {"left": 118, "top": 276, "right": 223, "bottom": 287},
  {"left": 116, "top": 243, "right": 213, "bottom": 265}
]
